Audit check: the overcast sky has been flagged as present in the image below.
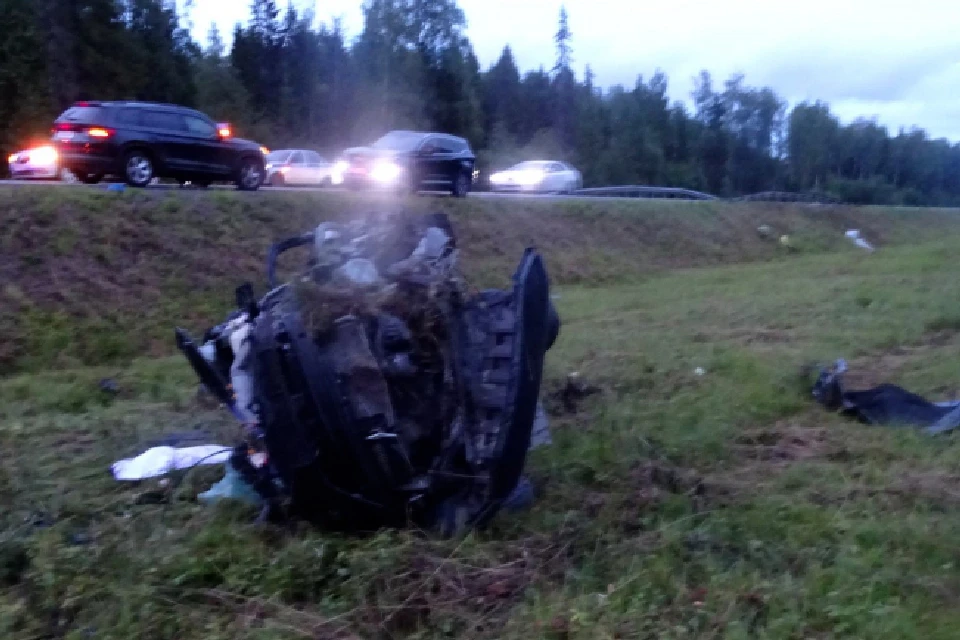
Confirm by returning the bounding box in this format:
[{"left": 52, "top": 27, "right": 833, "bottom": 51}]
[{"left": 186, "top": 0, "right": 960, "bottom": 141}]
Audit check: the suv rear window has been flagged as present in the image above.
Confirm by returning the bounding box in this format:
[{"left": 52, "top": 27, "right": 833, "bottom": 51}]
[
  {"left": 114, "top": 108, "right": 142, "bottom": 126},
  {"left": 143, "top": 111, "right": 185, "bottom": 132},
  {"left": 58, "top": 106, "right": 104, "bottom": 123}
]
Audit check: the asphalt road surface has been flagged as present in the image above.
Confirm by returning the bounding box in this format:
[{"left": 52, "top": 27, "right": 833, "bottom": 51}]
[{"left": 0, "top": 177, "right": 593, "bottom": 200}]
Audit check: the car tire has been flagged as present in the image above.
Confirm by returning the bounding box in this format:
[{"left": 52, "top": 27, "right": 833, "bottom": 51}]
[
  {"left": 236, "top": 157, "right": 263, "bottom": 191},
  {"left": 124, "top": 150, "right": 154, "bottom": 187},
  {"left": 269, "top": 173, "right": 285, "bottom": 187},
  {"left": 194, "top": 180, "right": 211, "bottom": 189},
  {"left": 451, "top": 172, "right": 470, "bottom": 198},
  {"left": 80, "top": 173, "right": 103, "bottom": 185}
]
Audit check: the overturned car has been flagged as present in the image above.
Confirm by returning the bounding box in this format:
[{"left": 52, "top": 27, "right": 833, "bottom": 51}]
[{"left": 176, "top": 213, "right": 559, "bottom": 535}]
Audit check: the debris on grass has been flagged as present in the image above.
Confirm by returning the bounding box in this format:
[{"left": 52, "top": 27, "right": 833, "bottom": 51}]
[
  {"left": 812, "top": 358, "right": 960, "bottom": 433},
  {"left": 198, "top": 461, "right": 264, "bottom": 507},
  {"left": 845, "top": 228, "right": 875, "bottom": 252},
  {"left": 110, "top": 444, "right": 231, "bottom": 480}
]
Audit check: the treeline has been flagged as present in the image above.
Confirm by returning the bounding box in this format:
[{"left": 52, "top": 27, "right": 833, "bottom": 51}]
[{"left": 2, "top": 0, "right": 959, "bottom": 204}]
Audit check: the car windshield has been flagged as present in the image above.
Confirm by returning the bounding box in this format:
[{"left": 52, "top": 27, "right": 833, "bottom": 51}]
[
  {"left": 509, "top": 161, "right": 552, "bottom": 171},
  {"left": 371, "top": 131, "right": 427, "bottom": 152},
  {"left": 267, "top": 151, "right": 292, "bottom": 164}
]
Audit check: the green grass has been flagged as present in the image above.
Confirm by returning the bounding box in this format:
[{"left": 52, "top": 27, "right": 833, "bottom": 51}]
[
  {"left": 5, "top": 185, "right": 960, "bottom": 374},
  {"left": 6, "top": 226, "right": 960, "bottom": 637}
]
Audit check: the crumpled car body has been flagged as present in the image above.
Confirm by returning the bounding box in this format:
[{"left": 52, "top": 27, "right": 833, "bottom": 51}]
[{"left": 176, "top": 213, "right": 559, "bottom": 535}]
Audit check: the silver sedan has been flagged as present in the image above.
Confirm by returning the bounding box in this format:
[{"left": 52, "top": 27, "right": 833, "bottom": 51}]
[
  {"left": 265, "top": 149, "right": 334, "bottom": 187},
  {"left": 488, "top": 160, "right": 583, "bottom": 194}
]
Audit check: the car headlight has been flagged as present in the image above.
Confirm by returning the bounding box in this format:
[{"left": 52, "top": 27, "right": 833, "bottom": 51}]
[
  {"left": 31, "top": 146, "right": 58, "bottom": 166},
  {"left": 517, "top": 170, "right": 544, "bottom": 186},
  {"left": 331, "top": 160, "right": 349, "bottom": 185},
  {"left": 7, "top": 153, "right": 18, "bottom": 164},
  {"left": 371, "top": 160, "right": 402, "bottom": 184},
  {"left": 265, "top": 163, "right": 273, "bottom": 170}
]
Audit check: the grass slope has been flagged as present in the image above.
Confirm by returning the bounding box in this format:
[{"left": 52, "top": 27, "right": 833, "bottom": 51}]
[
  {"left": 4, "top": 190, "right": 960, "bottom": 637},
  {"left": 3, "top": 185, "right": 960, "bottom": 373}
]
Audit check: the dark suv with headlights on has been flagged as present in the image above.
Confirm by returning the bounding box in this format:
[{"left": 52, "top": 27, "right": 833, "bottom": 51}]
[
  {"left": 52, "top": 102, "right": 267, "bottom": 190},
  {"left": 341, "top": 131, "right": 475, "bottom": 197}
]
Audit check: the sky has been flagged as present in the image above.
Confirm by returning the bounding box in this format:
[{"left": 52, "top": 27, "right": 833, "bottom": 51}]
[{"left": 186, "top": 0, "right": 960, "bottom": 141}]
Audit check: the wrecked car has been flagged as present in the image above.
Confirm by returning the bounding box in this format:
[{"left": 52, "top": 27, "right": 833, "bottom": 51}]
[{"left": 175, "top": 212, "right": 560, "bottom": 535}]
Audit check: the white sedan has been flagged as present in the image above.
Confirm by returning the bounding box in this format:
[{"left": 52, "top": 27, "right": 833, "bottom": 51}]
[
  {"left": 488, "top": 161, "right": 583, "bottom": 194},
  {"left": 265, "top": 149, "right": 334, "bottom": 187},
  {"left": 7, "top": 145, "right": 61, "bottom": 180}
]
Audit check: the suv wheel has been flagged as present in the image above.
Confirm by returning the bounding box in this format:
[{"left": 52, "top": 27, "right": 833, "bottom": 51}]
[
  {"left": 237, "top": 157, "right": 263, "bottom": 191},
  {"left": 124, "top": 150, "right": 154, "bottom": 187},
  {"left": 451, "top": 172, "right": 470, "bottom": 198}
]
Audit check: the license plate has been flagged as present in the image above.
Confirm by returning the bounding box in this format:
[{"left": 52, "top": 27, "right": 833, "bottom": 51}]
[{"left": 55, "top": 131, "right": 74, "bottom": 141}]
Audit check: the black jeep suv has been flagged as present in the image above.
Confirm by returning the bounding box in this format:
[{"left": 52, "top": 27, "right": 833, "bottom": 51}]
[
  {"left": 52, "top": 102, "right": 267, "bottom": 190},
  {"left": 341, "top": 130, "right": 475, "bottom": 197}
]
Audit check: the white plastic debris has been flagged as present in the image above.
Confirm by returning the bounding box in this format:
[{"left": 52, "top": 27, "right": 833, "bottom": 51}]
[
  {"left": 334, "top": 258, "right": 381, "bottom": 286},
  {"left": 111, "top": 445, "right": 231, "bottom": 481},
  {"left": 845, "top": 229, "right": 874, "bottom": 252},
  {"left": 694, "top": 367, "right": 706, "bottom": 377},
  {"left": 412, "top": 227, "right": 452, "bottom": 260}
]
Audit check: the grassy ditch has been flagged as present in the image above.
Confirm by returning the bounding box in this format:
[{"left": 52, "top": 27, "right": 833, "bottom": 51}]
[
  {"left": 4, "top": 225, "right": 960, "bottom": 637},
  {"left": 3, "top": 185, "right": 960, "bottom": 373}
]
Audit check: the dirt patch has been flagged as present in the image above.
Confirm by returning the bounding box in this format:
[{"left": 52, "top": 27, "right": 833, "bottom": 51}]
[
  {"left": 352, "top": 532, "right": 579, "bottom": 638},
  {"left": 887, "top": 471, "right": 960, "bottom": 507},
  {"left": 844, "top": 329, "right": 960, "bottom": 390},
  {"left": 827, "top": 471, "right": 960, "bottom": 512},
  {"left": 733, "top": 424, "right": 835, "bottom": 463},
  {"left": 594, "top": 461, "right": 712, "bottom": 534},
  {"left": 694, "top": 326, "right": 797, "bottom": 348},
  {"left": 543, "top": 373, "right": 602, "bottom": 415}
]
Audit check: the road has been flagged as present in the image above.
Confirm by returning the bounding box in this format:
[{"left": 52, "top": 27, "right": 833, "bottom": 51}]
[
  {"left": 0, "top": 178, "right": 710, "bottom": 203},
  {"left": 0, "top": 177, "right": 589, "bottom": 200}
]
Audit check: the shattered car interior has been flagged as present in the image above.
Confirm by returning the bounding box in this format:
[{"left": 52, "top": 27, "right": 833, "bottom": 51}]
[{"left": 175, "top": 213, "right": 560, "bottom": 536}]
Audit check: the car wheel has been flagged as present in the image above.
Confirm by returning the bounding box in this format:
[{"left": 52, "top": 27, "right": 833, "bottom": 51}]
[
  {"left": 80, "top": 172, "right": 103, "bottom": 185},
  {"left": 236, "top": 157, "right": 263, "bottom": 191},
  {"left": 451, "top": 172, "right": 470, "bottom": 198},
  {"left": 124, "top": 150, "right": 154, "bottom": 187},
  {"left": 269, "top": 173, "right": 285, "bottom": 187},
  {"left": 194, "top": 180, "right": 211, "bottom": 189}
]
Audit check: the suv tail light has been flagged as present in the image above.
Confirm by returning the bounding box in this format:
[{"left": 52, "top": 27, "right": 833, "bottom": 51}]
[{"left": 52, "top": 123, "right": 114, "bottom": 138}]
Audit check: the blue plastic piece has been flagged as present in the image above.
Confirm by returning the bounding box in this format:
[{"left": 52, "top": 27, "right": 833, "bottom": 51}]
[{"left": 198, "top": 462, "right": 264, "bottom": 506}]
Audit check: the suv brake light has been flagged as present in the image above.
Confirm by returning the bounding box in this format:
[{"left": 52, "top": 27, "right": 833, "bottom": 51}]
[{"left": 87, "top": 127, "right": 112, "bottom": 138}]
